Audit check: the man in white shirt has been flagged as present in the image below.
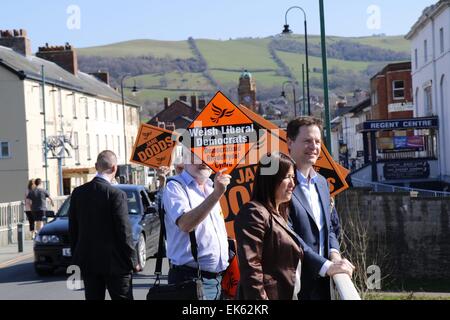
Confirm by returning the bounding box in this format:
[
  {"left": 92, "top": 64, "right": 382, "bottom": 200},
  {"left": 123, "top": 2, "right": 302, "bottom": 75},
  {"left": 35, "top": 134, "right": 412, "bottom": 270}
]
[
  {"left": 162, "top": 155, "right": 231, "bottom": 300},
  {"left": 287, "top": 117, "right": 355, "bottom": 300}
]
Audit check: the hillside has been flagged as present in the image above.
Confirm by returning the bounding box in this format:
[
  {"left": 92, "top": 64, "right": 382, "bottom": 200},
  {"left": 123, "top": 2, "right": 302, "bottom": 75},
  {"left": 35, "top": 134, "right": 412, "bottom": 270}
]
[{"left": 77, "top": 35, "right": 410, "bottom": 118}]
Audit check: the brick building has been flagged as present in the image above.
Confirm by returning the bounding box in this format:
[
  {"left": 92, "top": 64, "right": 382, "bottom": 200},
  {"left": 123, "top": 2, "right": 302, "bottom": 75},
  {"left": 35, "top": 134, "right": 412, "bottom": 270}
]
[
  {"left": 370, "top": 61, "right": 414, "bottom": 120},
  {"left": 148, "top": 95, "right": 206, "bottom": 130}
]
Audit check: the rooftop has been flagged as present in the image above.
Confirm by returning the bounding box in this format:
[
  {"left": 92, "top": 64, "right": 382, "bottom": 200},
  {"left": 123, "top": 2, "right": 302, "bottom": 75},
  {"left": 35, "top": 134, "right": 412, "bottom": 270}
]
[{"left": 0, "top": 45, "right": 139, "bottom": 107}]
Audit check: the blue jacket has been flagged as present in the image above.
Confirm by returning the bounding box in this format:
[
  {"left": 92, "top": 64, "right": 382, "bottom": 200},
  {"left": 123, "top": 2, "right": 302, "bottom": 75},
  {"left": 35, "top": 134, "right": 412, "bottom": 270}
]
[{"left": 289, "top": 173, "right": 340, "bottom": 300}]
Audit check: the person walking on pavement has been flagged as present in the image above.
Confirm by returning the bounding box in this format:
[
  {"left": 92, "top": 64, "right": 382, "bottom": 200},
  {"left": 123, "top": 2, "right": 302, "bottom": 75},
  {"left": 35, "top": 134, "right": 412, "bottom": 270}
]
[
  {"left": 287, "top": 116, "right": 354, "bottom": 300},
  {"left": 27, "top": 178, "right": 54, "bottom": 235},
  {"left": 69, "top": 150, "right": 141, "bottom": 300},
  {"left": 24, "top": 179, "right": 36, "bottom": 238}
]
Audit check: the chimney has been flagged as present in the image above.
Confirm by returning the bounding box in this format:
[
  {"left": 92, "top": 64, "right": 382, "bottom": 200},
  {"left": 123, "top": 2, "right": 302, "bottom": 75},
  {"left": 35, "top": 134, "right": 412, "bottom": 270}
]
[
  {"left": 198, "top": 98, "right": 206, "bottom": 110},
  {"left": 164, "top": 97, "right": 170, "bottom": 109},
  {"left": 36, "top": 42, "right": 78, "bottom": 75},
  {"left": 0, "top": 29, "right": 32, "bottom": 56},
  {"left": 190, "top": 95, "right": 197, "bottom": 111},
  {"left": 179, "top": 95, "right": 187, "bottom": 102},
  {"left": 90, "top": 71, "right": 110, "bottom": 85}
]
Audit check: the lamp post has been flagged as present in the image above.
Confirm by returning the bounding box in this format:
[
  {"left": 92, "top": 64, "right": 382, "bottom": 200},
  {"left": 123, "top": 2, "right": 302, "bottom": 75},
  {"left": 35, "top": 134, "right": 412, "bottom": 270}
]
[
  {"left": 120, "top": 76, "right": 138, "bottom": 165},
  {"left": 281, "top": 81, "right": 298, "bottom": 118},
  {"left": 41, "top": 65, "right": 49, "bottom": 191},
  {"left": 301, "top": 63, "right": 306, "bottom": 116},
  {"left": 282, "top": 6, "right": 311, "bottom": 115},
  {"left": 319, "top": 0, "right": 332, "bottom": 153}
]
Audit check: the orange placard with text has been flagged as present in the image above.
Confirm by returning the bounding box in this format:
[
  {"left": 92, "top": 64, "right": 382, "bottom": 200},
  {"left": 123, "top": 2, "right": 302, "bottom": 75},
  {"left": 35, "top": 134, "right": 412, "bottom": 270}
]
[
  {"left": 130, "top": 124, "right": 177, "bottom": 169},
  {"left": 185, "top": 92, "right": 257, "bottom": 174}
]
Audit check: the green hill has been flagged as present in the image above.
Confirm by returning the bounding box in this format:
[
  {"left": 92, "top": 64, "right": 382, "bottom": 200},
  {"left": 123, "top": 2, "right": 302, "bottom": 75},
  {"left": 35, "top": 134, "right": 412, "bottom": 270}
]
[{"left": 77, "top": 34, "right": 411, "bottom": 115}]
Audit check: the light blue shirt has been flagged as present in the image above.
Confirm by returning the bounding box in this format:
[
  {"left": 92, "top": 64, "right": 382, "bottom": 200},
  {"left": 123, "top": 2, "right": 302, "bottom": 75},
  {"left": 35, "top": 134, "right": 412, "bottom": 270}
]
[
  {"left": 297, "top": 170, "right": 336, "bottom": 277},
  {"left": 297, "top": 170, "right": 325, "bottom": 257},
  {"left": 162, "top": 170, "right": 229, "bottom": 273}
]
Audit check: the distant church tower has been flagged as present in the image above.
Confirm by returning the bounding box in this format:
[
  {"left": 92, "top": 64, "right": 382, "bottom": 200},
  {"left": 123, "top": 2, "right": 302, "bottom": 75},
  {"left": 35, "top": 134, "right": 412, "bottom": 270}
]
[{"left": 238, "top": 70, "right": 258, "bottom": 112}]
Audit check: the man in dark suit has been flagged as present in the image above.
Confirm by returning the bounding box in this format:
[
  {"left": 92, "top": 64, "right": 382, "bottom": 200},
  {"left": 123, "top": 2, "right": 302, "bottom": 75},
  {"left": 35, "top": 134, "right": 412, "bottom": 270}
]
[
  {"left": 69, "top": 150, "right": 140, "bottom": 300},
  {"left": 287, "top": 117, "right": 354, "bottom": 300}
]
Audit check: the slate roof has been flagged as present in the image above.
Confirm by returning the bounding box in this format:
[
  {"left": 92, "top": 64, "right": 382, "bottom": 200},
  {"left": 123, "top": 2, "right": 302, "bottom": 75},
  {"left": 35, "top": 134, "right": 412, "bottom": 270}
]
[
  {"left": 148, "top": 100, "right": 199, "bottom": 129},
  {"left": 0, "top": 45, "right": 139, "bottom": 107}
]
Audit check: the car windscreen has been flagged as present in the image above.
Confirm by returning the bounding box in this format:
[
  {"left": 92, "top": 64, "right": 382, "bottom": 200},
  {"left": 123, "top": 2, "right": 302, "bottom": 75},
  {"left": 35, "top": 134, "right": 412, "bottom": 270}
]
[
  {"left": 57, "top": 190, "right": 142, "bottom": 217},
  {"left": 56, "top": 198, "right": 70, "bottom": 218},
  {"left": 124, "top": 190, "right": 142, "bottom": 215}
]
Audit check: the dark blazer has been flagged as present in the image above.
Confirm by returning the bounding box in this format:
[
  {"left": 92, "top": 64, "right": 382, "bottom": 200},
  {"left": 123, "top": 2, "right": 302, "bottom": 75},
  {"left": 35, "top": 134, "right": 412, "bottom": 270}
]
[
  {"left": 234, "top": 201, "right": 303, "bottom": 300},
  {"left": 289, "top": 173, "right": 340, "bottom": 300},
  {"left": 69, "top": 177, "right": 138, "bottom": 275}
]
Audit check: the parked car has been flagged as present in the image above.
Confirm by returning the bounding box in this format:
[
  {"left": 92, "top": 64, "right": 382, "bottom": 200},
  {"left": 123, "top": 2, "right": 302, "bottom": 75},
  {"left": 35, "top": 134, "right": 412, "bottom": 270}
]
[{"left": 33, "top": 184, "right": 161, "bottom": 276}]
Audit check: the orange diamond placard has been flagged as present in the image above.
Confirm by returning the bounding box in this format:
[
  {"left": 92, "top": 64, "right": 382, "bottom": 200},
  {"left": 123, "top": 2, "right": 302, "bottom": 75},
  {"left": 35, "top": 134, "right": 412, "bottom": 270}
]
[
  {"left": 185, "top": 92, "right": 257, "bottom": 174},
  {"left": 130, "top": 124, "right": 177, "bottom": 169}
]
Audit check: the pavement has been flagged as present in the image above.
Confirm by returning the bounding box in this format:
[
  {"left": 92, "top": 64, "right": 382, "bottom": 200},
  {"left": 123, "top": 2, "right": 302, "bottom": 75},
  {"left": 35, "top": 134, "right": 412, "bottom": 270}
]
[
  {"left": 0, "top": 239, "right": 34, "bottom": 270},
  {"left": 0, "top": 239, "right": 169, "bottom": 300}
]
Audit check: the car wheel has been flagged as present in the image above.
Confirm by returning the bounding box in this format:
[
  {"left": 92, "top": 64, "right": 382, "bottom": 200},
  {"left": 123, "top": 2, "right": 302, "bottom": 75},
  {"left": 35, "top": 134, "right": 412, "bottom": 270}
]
[
  {"left": 137, "top": 233, "right": 147, "bottom": 270},
  {"left": 35, "top": 266, "right": 54, "bottom": 276}
]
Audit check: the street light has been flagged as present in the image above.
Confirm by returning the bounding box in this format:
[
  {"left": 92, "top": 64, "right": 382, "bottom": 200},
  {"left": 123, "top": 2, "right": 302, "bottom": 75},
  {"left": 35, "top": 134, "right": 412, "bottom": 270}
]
[
  {"left": 120, "top": 75, "right": 138, "bottom": 165},
  {"left": 319, "top": 0, "right": 332, "bottom": 154},
  {"left": 41, "top": 65, "right": 49, "bottom": 192},
  {"left": 281, "top": 81, "right": 299, "bottom": 118},
  {"left": 282, "top": 6, "right": 311, "bottom": 116}
]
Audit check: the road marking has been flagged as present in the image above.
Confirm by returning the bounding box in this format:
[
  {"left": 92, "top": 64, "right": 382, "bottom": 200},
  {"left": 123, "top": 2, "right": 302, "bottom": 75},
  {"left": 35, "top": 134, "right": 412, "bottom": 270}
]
[{"left": 0, "top": 253, "right": 33, "bottom": 269}]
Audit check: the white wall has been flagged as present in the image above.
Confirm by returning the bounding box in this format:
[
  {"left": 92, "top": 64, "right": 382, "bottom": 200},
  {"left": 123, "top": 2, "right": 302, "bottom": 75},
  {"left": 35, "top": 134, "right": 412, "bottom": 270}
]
[
  {"left": 410, "top": 6, "right": 450, "bottom": 181},
  {"left": 0, "top": 65, "right": 140, "bottom": 202},
  {"left": 23, "top": 81, "right": 140, "bottom": 196},
  {"left": 0, "top": 68, "right": 28, "bottom": 202}
]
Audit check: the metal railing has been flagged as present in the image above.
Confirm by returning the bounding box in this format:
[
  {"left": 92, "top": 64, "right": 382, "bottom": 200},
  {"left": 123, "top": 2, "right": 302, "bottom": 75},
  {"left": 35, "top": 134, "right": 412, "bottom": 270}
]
[
  {"left": 332, "top": 274, "right": 361, "bottom": 300},
  {"left": 0, "top": 196, "right": 68, "bottom": 246},
  {"left": 352, "top": 178, "right": 450, "bottom": 197}
]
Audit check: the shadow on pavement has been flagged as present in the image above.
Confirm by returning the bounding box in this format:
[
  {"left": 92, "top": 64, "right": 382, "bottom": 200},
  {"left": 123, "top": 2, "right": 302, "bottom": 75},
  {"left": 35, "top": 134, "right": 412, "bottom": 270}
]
[{"left": 0, "top": 262, "right": 68, "bottom": 284}]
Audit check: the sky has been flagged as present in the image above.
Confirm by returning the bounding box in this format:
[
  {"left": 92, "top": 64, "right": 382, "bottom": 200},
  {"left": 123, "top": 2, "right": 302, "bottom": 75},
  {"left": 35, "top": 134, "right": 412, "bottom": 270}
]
[{"left": 0, "top": 0, "right": 438, "bottom": 50}]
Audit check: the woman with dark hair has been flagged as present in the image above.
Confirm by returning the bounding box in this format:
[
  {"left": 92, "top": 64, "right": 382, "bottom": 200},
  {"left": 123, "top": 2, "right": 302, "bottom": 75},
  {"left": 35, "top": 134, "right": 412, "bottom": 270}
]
[
  {"left": 24, "top": 179, "right": 35, "bottom": 238},
  {"left": 234, "top": 152, "right": 303, "bottom": 300}
]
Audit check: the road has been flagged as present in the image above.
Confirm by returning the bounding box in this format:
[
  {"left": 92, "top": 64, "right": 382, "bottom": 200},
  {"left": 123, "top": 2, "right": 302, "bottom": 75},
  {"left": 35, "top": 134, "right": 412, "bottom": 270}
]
[{"left": 0, "top": 256, "right": 170, "bottom": 300}]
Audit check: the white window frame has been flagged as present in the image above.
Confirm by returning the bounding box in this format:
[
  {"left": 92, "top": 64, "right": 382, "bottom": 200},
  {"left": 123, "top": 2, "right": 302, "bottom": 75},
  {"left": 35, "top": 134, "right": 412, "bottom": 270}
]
[
  {"left": 371, "top": 90, "right": 378, "bottom": 105},
  {"left": 72, "top": 93, "right": 77, "bottom": 119},
  {"left": 39, "top": 84, "right": 44, "bottom": 114},
  {"left": 440, "top": 27, "right": 444, "bottom": 54},
  {"left": 96, "top": 134, "right": 100, "bottom": 155},
  {"left": 84, "top": 98, "right": 89, "bottom": 119},
  {"left": 414, "top": 48, "right": 418, "bottom": 69},
  {"left": 117, "top": 136, "right": 121, "bottom": 157},
  {"left": 57, "top": 89, "right": 63, "bottom": 119},
  {"left": 86, "top": 133, "right": 91, "bottom": 161},
  {"left": 392, "top": 80, "right": 405, "bottom": 100},
  {"left": 424, "top": 85, "right": 433, "bottom": 116},
  {"left": 0, "top": 141, "right": 11, "bottom": 159},
  {"left": 424, "top": 39, "right": 428, "bottom": 63},
  {"left": 74, "top": 132, "right": 80, "bottom": 164}
]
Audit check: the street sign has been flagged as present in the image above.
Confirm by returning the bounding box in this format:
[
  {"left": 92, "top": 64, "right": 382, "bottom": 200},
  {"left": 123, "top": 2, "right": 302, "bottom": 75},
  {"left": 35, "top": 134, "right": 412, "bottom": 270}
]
[
  {"left": 130, "top": 124, "right": 177, "bottom": 169},
  {"left": 184, "top": 92, "right": 257, "bottom": 174},
  {"left": 383, "top": 161, "right": 430, "bottom": 180}
]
